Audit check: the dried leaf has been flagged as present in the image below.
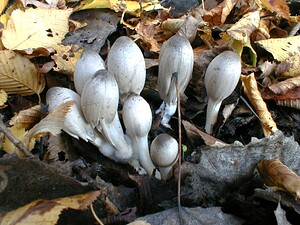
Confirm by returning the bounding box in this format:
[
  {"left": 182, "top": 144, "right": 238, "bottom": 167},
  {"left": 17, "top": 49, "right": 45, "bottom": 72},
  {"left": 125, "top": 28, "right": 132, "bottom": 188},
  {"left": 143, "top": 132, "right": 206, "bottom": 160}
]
[
  {"left": 274, "top": 202, "right": 292, "bottom": 225},
  {"left": 0, "top": 191, "right": 101, "bottom": 225},
  {"left": 0, "top": 50, "right": 45, "bottom": 96},
  {"left": 255, "top": 0, "right": 290, "bottom": 20},
  {"left": 2, "top": 8, "right": 72, "bottom": 51},
  {"left": 0, "top": 90, "right": 8, "bottom": 107},
  {"left": 182, "top": 120, "right": 228, "bottom": 147},
  {"left": 257, "top": 159, "right": 300, "bottom": 200},
  {"left": 9, "top": 105, "right": 41, "bottom": 130},
  {"left": 269, "top": 76, "right": 300, "bottom": 95},
  {"left": 241, "top": 73, "right": 278, "bottom": 136},
  {"left": 256, "top": 36, "right": 300, "bottom": 62},
  {"left": 22, "top": 101, "right": 74, "bottom": 149},
  {"left": 275, "top": 54, "right": 300, "bottom": 78},
  {"left": 51, "top": 44, "right": 83, "bottom": 76},
  {"left": 227, "top": 10, "right": 260, "bottom": 44},
  {"left": 276, "top": 99, "right": 300, "bottom": 110},
  {"left": 44, "top": 134, "right": 69, "bottom": 163},
  {"left": 0, "top": 0, "right": 8, "bottom": 15},
  {"left": 202, "top": 0, "right": 238, "bottom": 26}
]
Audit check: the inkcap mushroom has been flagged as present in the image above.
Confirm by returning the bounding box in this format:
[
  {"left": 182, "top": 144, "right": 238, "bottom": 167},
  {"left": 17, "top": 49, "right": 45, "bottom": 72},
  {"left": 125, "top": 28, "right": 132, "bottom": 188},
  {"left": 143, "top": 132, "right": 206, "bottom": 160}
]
[
  {"left": 150, "top": 133, "right": 179, "bottom": 180},
  {"left": 156, "top": 34, "right": 194, "bottom": 127},
  {"left": 204, "top": 50, "right": 241, "bottom": 134}
]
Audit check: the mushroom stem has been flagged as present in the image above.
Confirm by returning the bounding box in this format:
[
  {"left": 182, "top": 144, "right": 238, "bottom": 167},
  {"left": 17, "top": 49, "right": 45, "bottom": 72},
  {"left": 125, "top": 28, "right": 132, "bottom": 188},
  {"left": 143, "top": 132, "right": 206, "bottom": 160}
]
[
  {"left": 205, "top": 99, "right": 222, "bottom": 135},
  {"left": 159, "top": 165, "right": 173, "bottom": 181}
]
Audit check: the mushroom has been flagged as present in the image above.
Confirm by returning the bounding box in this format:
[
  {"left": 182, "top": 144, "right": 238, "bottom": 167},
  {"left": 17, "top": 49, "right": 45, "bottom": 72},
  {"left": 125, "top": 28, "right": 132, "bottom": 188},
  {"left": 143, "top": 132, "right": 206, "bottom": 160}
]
[
  {"left": 107, "top": 36, "right": 146, "bottom": 103},
  {"left": 204, "top": 51, "right": 241, "bottom": 134},
  {"left": 74, "top": 49, "right": 105, "bottom": 95},
  {"left": 81, "top": 69, "right": 132, "bottom": 161},
  {"left": 150, "top": 133, "right": 179, "bottom": 180},
  {"left": 46, "top": 86, "right": 97, "bottom": 143},
  {"left": 156, "top": 34, "right": 194, "bottom": 127},
  {"left": 122, "top": 93, "right": 155, "bottom": 175}
]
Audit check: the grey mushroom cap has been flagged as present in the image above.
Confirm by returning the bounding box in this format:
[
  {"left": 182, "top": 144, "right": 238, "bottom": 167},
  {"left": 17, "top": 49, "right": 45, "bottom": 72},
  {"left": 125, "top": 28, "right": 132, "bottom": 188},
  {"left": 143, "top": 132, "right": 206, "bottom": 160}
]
[{"left": 150, "top": 133, "right": 179, "bottom": 168}]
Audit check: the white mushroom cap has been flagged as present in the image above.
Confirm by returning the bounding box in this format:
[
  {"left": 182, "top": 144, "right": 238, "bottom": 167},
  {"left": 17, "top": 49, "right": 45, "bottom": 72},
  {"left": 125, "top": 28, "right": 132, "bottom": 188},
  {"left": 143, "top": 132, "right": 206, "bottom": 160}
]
[{"left": 74, "top": 49, "right": 105, "bottom": 95}]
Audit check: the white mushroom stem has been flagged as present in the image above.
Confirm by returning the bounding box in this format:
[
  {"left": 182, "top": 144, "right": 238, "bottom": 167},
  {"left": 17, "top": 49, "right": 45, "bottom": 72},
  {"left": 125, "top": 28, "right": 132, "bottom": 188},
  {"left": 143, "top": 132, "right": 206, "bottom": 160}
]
[
  {"left": 122, "top": 93, "right": 156, "bottom": 176},
  {"left": 204, "top": 51, "right": 241, "bottom": 134}
]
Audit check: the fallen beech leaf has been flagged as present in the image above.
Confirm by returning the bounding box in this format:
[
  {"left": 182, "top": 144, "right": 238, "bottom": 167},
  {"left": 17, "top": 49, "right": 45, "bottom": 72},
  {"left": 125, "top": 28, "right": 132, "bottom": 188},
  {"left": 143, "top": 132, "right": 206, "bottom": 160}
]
[
  {"left": 257, "top": 159, "right": 300, "bottom": 200},
  {"left": 0, "top": 191, "right": 102, "bottom": 225},
  {"left": 22, "top": 101, "right": 74, "bottom": 149},
  {"left": 202, "top": 0, "right": 238, "bottom": 26},
  {"left": 182, "top": 120, "right": 228, "bottom": 147},
  {"left": 51, "top": 44, "right": 83, "bottom": 76},
  {"left": 0, "top": 1, "right": 23, "bottom": 28},
  {"left": 276, "top": 99, "right": 300, "bottom": 110},
  {"left": 227, "top": 11, "right": 260, "bottom": 44},
  {"left": 2, "top": 8, "right": 72, "bottom": 51},
  {"left": 0, "top": 0, "right": 8, "bottom": 15},
  {"left": 255, "top": 0, "right": 290, "bottom": 20},
  {"left": 9, "top": 105, "right": 41, "bottom": 130},
  {"left": 44, "top": 134, "right": 69, "bottom": 162},
  {"left": 2, "top": 125, "right": 30, "bottom": 154},
  {"left": 0, "top": 90, "right": 8, "bottom": 107},
  {"left": 269, "top": 76, "right": 300, "bottom": 95},
  {"left": 256, "top": 36, "right": 300, "bottom": 61},
  {"left": 275, "top": 54, "right": 300, "bottom": 78},
  {"left": 0, "top": 50, "right": 45, "bottom": 96},
  {"left": 241, "top": 73, "right": 278, "bottom": 136}
]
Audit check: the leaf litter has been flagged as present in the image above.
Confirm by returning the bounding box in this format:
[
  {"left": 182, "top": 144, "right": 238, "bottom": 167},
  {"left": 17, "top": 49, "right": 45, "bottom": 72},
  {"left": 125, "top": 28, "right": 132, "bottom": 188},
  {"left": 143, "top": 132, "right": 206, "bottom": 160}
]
[{"left": 0, "top": 0, "right": 299, "bottom": 224}]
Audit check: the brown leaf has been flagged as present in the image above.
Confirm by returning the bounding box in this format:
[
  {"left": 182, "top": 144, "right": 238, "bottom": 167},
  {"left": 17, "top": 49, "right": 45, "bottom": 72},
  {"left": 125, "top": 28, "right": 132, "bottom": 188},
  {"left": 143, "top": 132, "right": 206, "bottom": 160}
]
[
  {"left": 241, "top": 73, "right": 278, "bottom": 136},
  {"left": 202, "top": 0, "right": 238, "bottom": 26},
  {"left": 9, "top": 105, "right": 41, "bottom": 130},
  {"left": 257, "top": 159, "right": 300, "bottom": 200},
  {"left": 182, "top": 120, "right": 227, "bottom": 147},
  {"left": 44, "top": 134, "right": 69, "bottom": 163},
  {"left": 0, "top": 191, "right": 102, "bottom": 225},
  {"left": 0, "top": 90, "right": 8, "bottom": 108},
  {"left": 269, "top": 76, "right": 300, "bottom": 95},
  {"left": 275, "top": 54, "right": 300, "bottom": 78}
]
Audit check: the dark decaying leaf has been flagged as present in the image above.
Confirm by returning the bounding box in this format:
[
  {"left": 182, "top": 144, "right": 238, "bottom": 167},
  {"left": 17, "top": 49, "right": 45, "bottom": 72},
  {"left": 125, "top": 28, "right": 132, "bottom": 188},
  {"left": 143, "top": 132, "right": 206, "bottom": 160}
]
[{"left": 257, "top": 159, "right": 300, "bottom": 200}]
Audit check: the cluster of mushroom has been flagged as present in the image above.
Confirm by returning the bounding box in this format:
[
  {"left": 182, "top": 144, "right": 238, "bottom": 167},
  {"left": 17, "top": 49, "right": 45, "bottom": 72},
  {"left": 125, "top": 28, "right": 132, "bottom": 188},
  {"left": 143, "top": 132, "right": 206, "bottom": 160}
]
[
  {"left": 46, "top": 34, "right": 242, "bottom": 179},
  {"left": 46, "top": 36, "right": 187, "bottom": 180}
]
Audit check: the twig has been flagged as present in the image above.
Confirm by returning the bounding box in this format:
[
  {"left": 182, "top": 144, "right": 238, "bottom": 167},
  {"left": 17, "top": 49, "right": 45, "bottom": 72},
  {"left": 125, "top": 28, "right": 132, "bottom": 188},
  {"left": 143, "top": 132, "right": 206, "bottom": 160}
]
[
  {"left": 0, "top": 114, "right": 33, "bottom": 157},
  {"left": 89, "top": 204, "right": 105, "bottom": 225},
  {"left": 173, "top": 72, "right": 183, "bottom": 225}
]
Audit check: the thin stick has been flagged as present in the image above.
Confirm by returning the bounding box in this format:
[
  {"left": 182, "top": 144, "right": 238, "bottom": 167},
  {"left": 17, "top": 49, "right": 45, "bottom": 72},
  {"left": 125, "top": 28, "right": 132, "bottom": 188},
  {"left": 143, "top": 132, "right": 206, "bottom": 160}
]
[
  {"left": 173, "top": 72, "right": 183, "bottom": 225},
  {"left": 89, "top": 204, "right": 105, "bottom": 225},
  {"left": 0, "top": 115, "right": 33, "bottom": 157}
]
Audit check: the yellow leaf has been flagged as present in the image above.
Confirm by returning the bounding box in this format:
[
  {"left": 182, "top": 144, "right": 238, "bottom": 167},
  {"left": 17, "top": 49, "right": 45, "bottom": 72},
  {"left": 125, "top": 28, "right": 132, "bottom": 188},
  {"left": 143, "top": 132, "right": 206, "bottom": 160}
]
[
  {"left": 9, "top": 105, "right": 41, "bottom": 130},
  {"left": 241, "top": 73, "right": 278, "bottom": 136},
  {"left": 0, "top": 191, "right": 102, "bottom": 225},
  {"left": 0, "top": 90, "right": 8, "bottom": 107},
  {"left": 0, "top": 0, "right": 8, "bottom": 15},
  {"left": 227, "top": 10, "right": 260, "bottom": 44},
  {"left": 2, "top": 8, "right": 72, "bottom": 51},
  {"left": 51, "top": 44, "right": 83, "bottom": 76},
  {"left": 256, "top": 36, "right": 300, "bottom": 61},
  {"left": 0, "top": 50, "right": 45, "bottom": 96},
  {"left": 22, "top": 101, "right": 74, "bottom": 149}
]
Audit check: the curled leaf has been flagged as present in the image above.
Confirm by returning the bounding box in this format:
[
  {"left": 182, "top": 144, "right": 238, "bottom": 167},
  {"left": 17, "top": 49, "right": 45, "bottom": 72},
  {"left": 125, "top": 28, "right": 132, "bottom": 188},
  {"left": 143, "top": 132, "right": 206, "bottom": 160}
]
[
  {"left": 257, "top": 159, "right": 300, "bottom": 200},
  {"left": 275, "top": 54, "right": 300, "bottom": 78},
  {"left": 241, "top": 73, "right": 278, "bottom": 136},
  {"left": 9, "top": 105, "right": 41, "bottom": 130}
]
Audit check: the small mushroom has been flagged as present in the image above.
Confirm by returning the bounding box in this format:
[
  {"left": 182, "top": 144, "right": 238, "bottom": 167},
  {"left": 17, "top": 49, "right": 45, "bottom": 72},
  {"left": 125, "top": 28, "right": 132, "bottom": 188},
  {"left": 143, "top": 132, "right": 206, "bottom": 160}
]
[
  {"left": 156, "top": 34, "right": 194, "bottom": 127},
  {"left": 150, "top": 133, "right": 178, "bottom": 180},
  {"left": 204, "top": 51, "right": 241, "bottom": 134},
  {"left": 107, "top": 36, "right": 146, "bottom": 103},
  {"left": 81, "top": 69, "right": 132, "bottom": 161},
  {"left": 74, "top": 49, "right": 105, "bottom": 95},
  {"left": 46, "top": 87, "right": 97, "bottom": 143},
  {"left": 122, "top": 93, "right": 155, "bottom": 175}
]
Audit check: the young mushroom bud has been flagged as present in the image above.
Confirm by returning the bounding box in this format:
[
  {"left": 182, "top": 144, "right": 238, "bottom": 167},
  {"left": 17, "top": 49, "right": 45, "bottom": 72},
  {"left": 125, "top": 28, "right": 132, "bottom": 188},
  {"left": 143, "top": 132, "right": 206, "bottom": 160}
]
[
  {"left": 107, "top": 36, "right": 146, "bottom": 103},
  {"left": 81, "top": 69, "right": 132, "bottom": 160},
  {"left": 122, "top": 93, "right": 156, "bottom": 175},
  {"left": 74, "top": 49, "right": 105, "bottom": 95},
  {"left": 46, "top": 87, "right": 98, "bottom": 143},
  {"left": 156, "top": 34, "right": 194, "bottom": 127},
  {"left": 204, "top": 51, "right": 241, "bottom": 134},
  {"left": 150, "top": 133, "right": 179, "bottom": 180}
]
